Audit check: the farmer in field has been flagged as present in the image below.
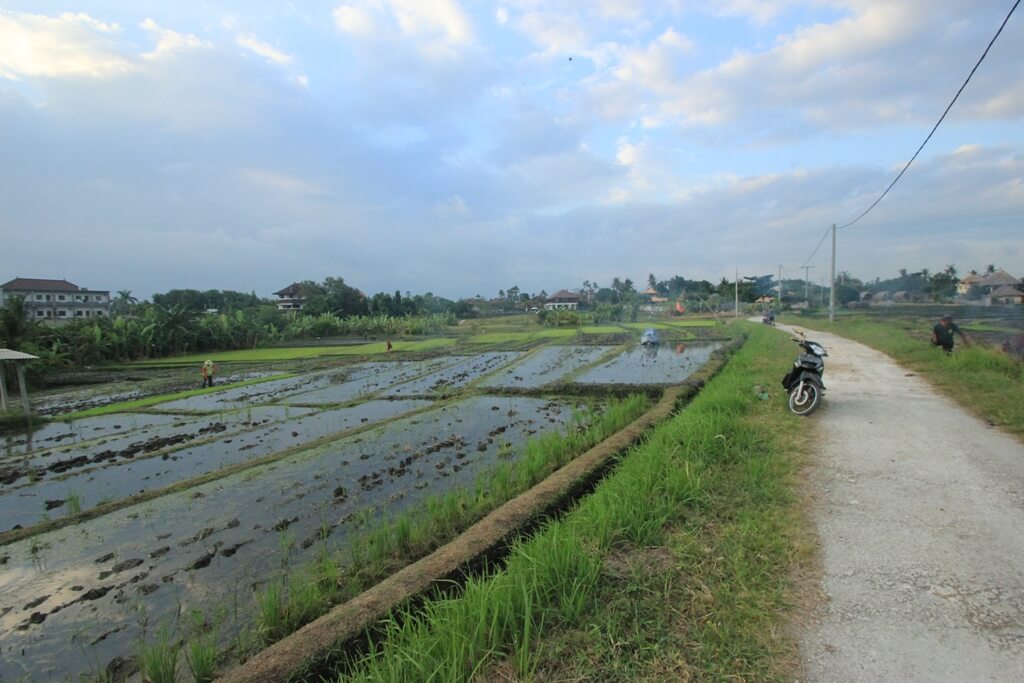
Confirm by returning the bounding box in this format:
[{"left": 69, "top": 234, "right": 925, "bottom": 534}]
[
  {"left": 931, "top": 315, "right": 971, "bottom": 354},
  {"left": 201, "top": 359, "right": 217, "bottom": 387}
]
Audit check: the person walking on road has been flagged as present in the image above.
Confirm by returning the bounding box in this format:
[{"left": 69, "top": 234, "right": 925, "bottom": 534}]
[
  {"left": 931, "top": 314, "right": 971, "bottom": 354},
  {"left": 201, "top": 359, "right": 217, "bottom": 387}
]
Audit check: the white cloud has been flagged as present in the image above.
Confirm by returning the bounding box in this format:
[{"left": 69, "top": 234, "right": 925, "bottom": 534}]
[
  {"left": 236, "top": 34, "right": 294, "bottom": 66},
  {"left": 436, "top": 194, "right": 471, "bottom": 217},
  {"left": 333, "top": 4, "right": 377, "bottom": 36},
  {"left": 333, "top": 0, "right": 474, "bottom": 50},
  {"left": 496, "top": 7, "right": 509, "bottom": 25},
  {"left": 0, "top": 10, "right": 130, "bottom": 79},
  {"left": 710, "top": 0, "right": 796, "bottom": 25},
  {"left": 243, "top": 169, "right": 326, "bottom": 197},
  {"left": 140, "top": 18, "right": 210, "bottom": 61}
]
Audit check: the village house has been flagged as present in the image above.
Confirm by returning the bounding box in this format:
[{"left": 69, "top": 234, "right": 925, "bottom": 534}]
[
  {"left": 989, "top": 285, "right": 1024, "bottom": 305},
  {"left": 273, "top": 283, "right": 307, "bottom": 311},
  {"left": 977, "top": 269, "right": 1020, "bottom": 293},
  {"left": 957, "top": 272, "right": 983, "bottom": 295},
  {"left": 544, "top": 289, "right": 580, "bottom": 311},
  {"left": 0, "top": 278, "right": 110, "bottom": 322}
]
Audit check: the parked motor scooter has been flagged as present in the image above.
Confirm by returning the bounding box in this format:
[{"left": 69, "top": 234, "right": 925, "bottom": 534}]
[{"left": 781, "top": 330, "right": 827, "bottom": 415}]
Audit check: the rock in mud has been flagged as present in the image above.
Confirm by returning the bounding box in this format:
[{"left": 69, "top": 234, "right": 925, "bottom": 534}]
[
  {"left": 150, "top": 546, "right": 170, "bottom": 559},
  {"left": 138, "top": 583, "right": 159, "bottom": 596},
  {"left": 44, "top": 498, "right": 66, "bottom": 510},
  {"left": 95, "top": 552, "right": 115, "bottom": 563},
  {"left": 333, "top": 486, "right": 348, "bottom": 501}
]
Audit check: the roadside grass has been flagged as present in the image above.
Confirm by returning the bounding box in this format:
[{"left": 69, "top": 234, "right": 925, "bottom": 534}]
[
  {"left": 58, "top": 373, "right": 296, "bottom": 420},
  {"left": 790, "top": 316, "right": 1024, "bottom": 438},
  {"left": 332, "top": 324, "right": 812, "bottom": 682},
  {"left": 253, "top": 395, "right": 651, "bottom": 648},
  {"left": 132, "top": 339, "right": 457, "bottom": 365}
]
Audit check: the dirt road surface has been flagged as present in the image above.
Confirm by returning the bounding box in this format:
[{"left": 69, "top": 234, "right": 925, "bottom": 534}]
[{"left": 786, "top": 325, "right": 1024, "bottom": 682}]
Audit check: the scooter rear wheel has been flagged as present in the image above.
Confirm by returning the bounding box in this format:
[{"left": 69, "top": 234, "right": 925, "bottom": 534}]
[{"left": 788, "top": 383, "right": 821, "bottom": 416}]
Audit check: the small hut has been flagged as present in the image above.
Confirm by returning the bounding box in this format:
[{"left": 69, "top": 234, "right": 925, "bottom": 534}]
[{"left": 0, "top": 348, "right": 38, "bottom": 414}]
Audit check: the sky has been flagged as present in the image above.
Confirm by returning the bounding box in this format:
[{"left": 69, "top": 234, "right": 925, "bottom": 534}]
[{"left": 0, "top": 0, "right": 1022, "bottom": 301}]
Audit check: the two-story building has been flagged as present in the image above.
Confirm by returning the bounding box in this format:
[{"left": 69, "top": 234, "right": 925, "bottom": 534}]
[
  {"left": 273, "top": 283, "right": 307, "bottom": 311},
  {"left": 544, "top": 289, "right": 580, "bottom": 311},
  {"left": 0, "top": 278, "right": 111, "bottom": 322}
]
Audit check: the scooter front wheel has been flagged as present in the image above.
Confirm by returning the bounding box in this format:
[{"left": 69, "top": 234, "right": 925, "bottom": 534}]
[{"left": 788, "top": 382, "right": 821, "bottom": 416}]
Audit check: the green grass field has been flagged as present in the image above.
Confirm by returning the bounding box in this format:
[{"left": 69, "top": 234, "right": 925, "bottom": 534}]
[
  {"left": 465, "top": 329, "right": 580, "bottom": 344},
  {"left": 132, "top": 338, "right": 457, "bottom": 365}
]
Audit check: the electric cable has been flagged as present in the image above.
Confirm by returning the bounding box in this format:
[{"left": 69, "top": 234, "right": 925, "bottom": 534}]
[
  {"left": 836, "top": 0, "right": 1020, "bottom": 230},
  {"left": 801, "top": 225, "right": 832, "bottom": 267}
]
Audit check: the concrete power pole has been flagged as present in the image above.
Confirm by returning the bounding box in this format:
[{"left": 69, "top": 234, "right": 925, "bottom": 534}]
[
  {"left": 801, "top": 265, "right": 814, "bottom": 305},
  {"left": 778, "top": 264, "right": 783, "bottom": 310},
  {"left": 734, "top": 267, "right": 739, "bottom": 318},
  {"left": 829, "top": 223, "right": 837, "bottom": 322}
]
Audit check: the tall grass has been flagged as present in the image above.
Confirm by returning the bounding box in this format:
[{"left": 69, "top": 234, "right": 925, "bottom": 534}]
[
  {"left": 185, "top": 633, "right": 217, "bottom": 683},
  {"left": 252, "top": 394, "right": 650, "bottom": 645},
  {"left": 331, "top": 324, "right": 810, "bottom": 681},
  {"left": 137, "top": 626, "right": 179, "bottom": 683}
]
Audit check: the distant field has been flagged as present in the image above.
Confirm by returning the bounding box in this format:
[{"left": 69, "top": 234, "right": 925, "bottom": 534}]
[
  {"left": 133, "top": 338, "right": 457, "bottom": 364},
  {"left": 466, "top": 329, "right": 579, "bottom": 344},
  {"left": 580, "top": 325, "right": 628, "bottom": 334}
]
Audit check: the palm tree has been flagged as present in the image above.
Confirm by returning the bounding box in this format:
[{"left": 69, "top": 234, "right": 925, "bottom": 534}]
[
  {"left": 113, "top": 289, "right": 138, "bottom": 316},
  {"left": 0, "top": 296, "right": 35, "bottom": 350}
]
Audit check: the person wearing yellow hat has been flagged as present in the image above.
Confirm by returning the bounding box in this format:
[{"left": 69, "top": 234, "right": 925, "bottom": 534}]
[{"left": 201, "top": 359, "right": 217, "bottom": 387}]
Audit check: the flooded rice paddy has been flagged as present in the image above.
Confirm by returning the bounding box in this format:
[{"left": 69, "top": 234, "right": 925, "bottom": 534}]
[{"left": 0, "top": 338, "right": 723, "bottom": 681}]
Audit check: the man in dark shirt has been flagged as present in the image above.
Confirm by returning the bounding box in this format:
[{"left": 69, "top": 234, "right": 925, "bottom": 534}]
[{"left": 931, "top": 315, "right": 970, "bottom": 353}]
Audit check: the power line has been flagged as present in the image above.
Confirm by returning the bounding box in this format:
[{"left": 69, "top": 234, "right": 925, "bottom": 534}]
[
  {"left": 801, "top": 225, "right": 832, "bottom": 267},
  {"left": 837, "top": 0, "right": 1020, "bottom": 230}
]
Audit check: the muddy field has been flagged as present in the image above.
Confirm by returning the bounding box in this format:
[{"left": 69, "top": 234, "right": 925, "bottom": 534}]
[{"left": 0, "top": 337, "right": 725, "bottom": 681}]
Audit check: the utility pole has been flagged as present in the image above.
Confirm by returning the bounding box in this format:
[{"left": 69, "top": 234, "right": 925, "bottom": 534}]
[
  {"left": 801, "top": 265, "right": 814, "bottom": 305},
  {"left": 734, "top": 267, "right": 739, "bottom": 318},
  {"left": 820, "top": 277, "right": 825, "bottom": 307},
  {"left": 777, "top": 264, "right": 783, "bottom": 312},
  {"left": 829, "top": 223, "right": 836, "bottom": 322}
]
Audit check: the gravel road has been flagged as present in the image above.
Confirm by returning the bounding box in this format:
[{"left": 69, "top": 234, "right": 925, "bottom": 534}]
[{"left": 785, "top": 325, "right": 1024, "bottom": 682}]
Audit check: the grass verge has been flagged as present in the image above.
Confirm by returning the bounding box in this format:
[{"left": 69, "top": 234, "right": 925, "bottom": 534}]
[
  {"left": 788, "top": 315, "right": 1023, "bottom": 438},
  {"left": 327, "top": 324, "right": 812, "bottom": 681},
  {"left": 58, "top": 373, "right": 296, "bottom": 420}
]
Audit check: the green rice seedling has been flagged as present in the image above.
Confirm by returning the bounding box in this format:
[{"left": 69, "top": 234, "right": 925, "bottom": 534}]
[
  {"left": 184, "top": 633, "right": 217, "bottom": 683},
  {"left": 284, "top": 572, "right": 326, "bottom": 632},
  {"left": 278, "top": 531, "right": 294, "bottom": 568},
  {"left": 255, "top": 579, "right": 285, "bottom": 643},
  {"left": 314, "top": 545, "right": 341, "bottom": 599},
  {"left": 66, "top": 492, "right": 82, "bottom": 516},
  {"left": 393, "top": 513, "right": 413, "bottom": 554},
  {"left": 137, "top": 625, "right": 179, "bottom": 683}
]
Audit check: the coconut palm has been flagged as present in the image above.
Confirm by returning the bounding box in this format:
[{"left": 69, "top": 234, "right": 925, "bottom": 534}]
[{"left": 112, "top": 289, "right": 139, "bottom": 317}]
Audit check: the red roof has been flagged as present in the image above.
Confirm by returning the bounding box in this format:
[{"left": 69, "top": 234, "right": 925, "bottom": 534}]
[{"left": 1, "top": 278, "right": 81, "bottom": 292}]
